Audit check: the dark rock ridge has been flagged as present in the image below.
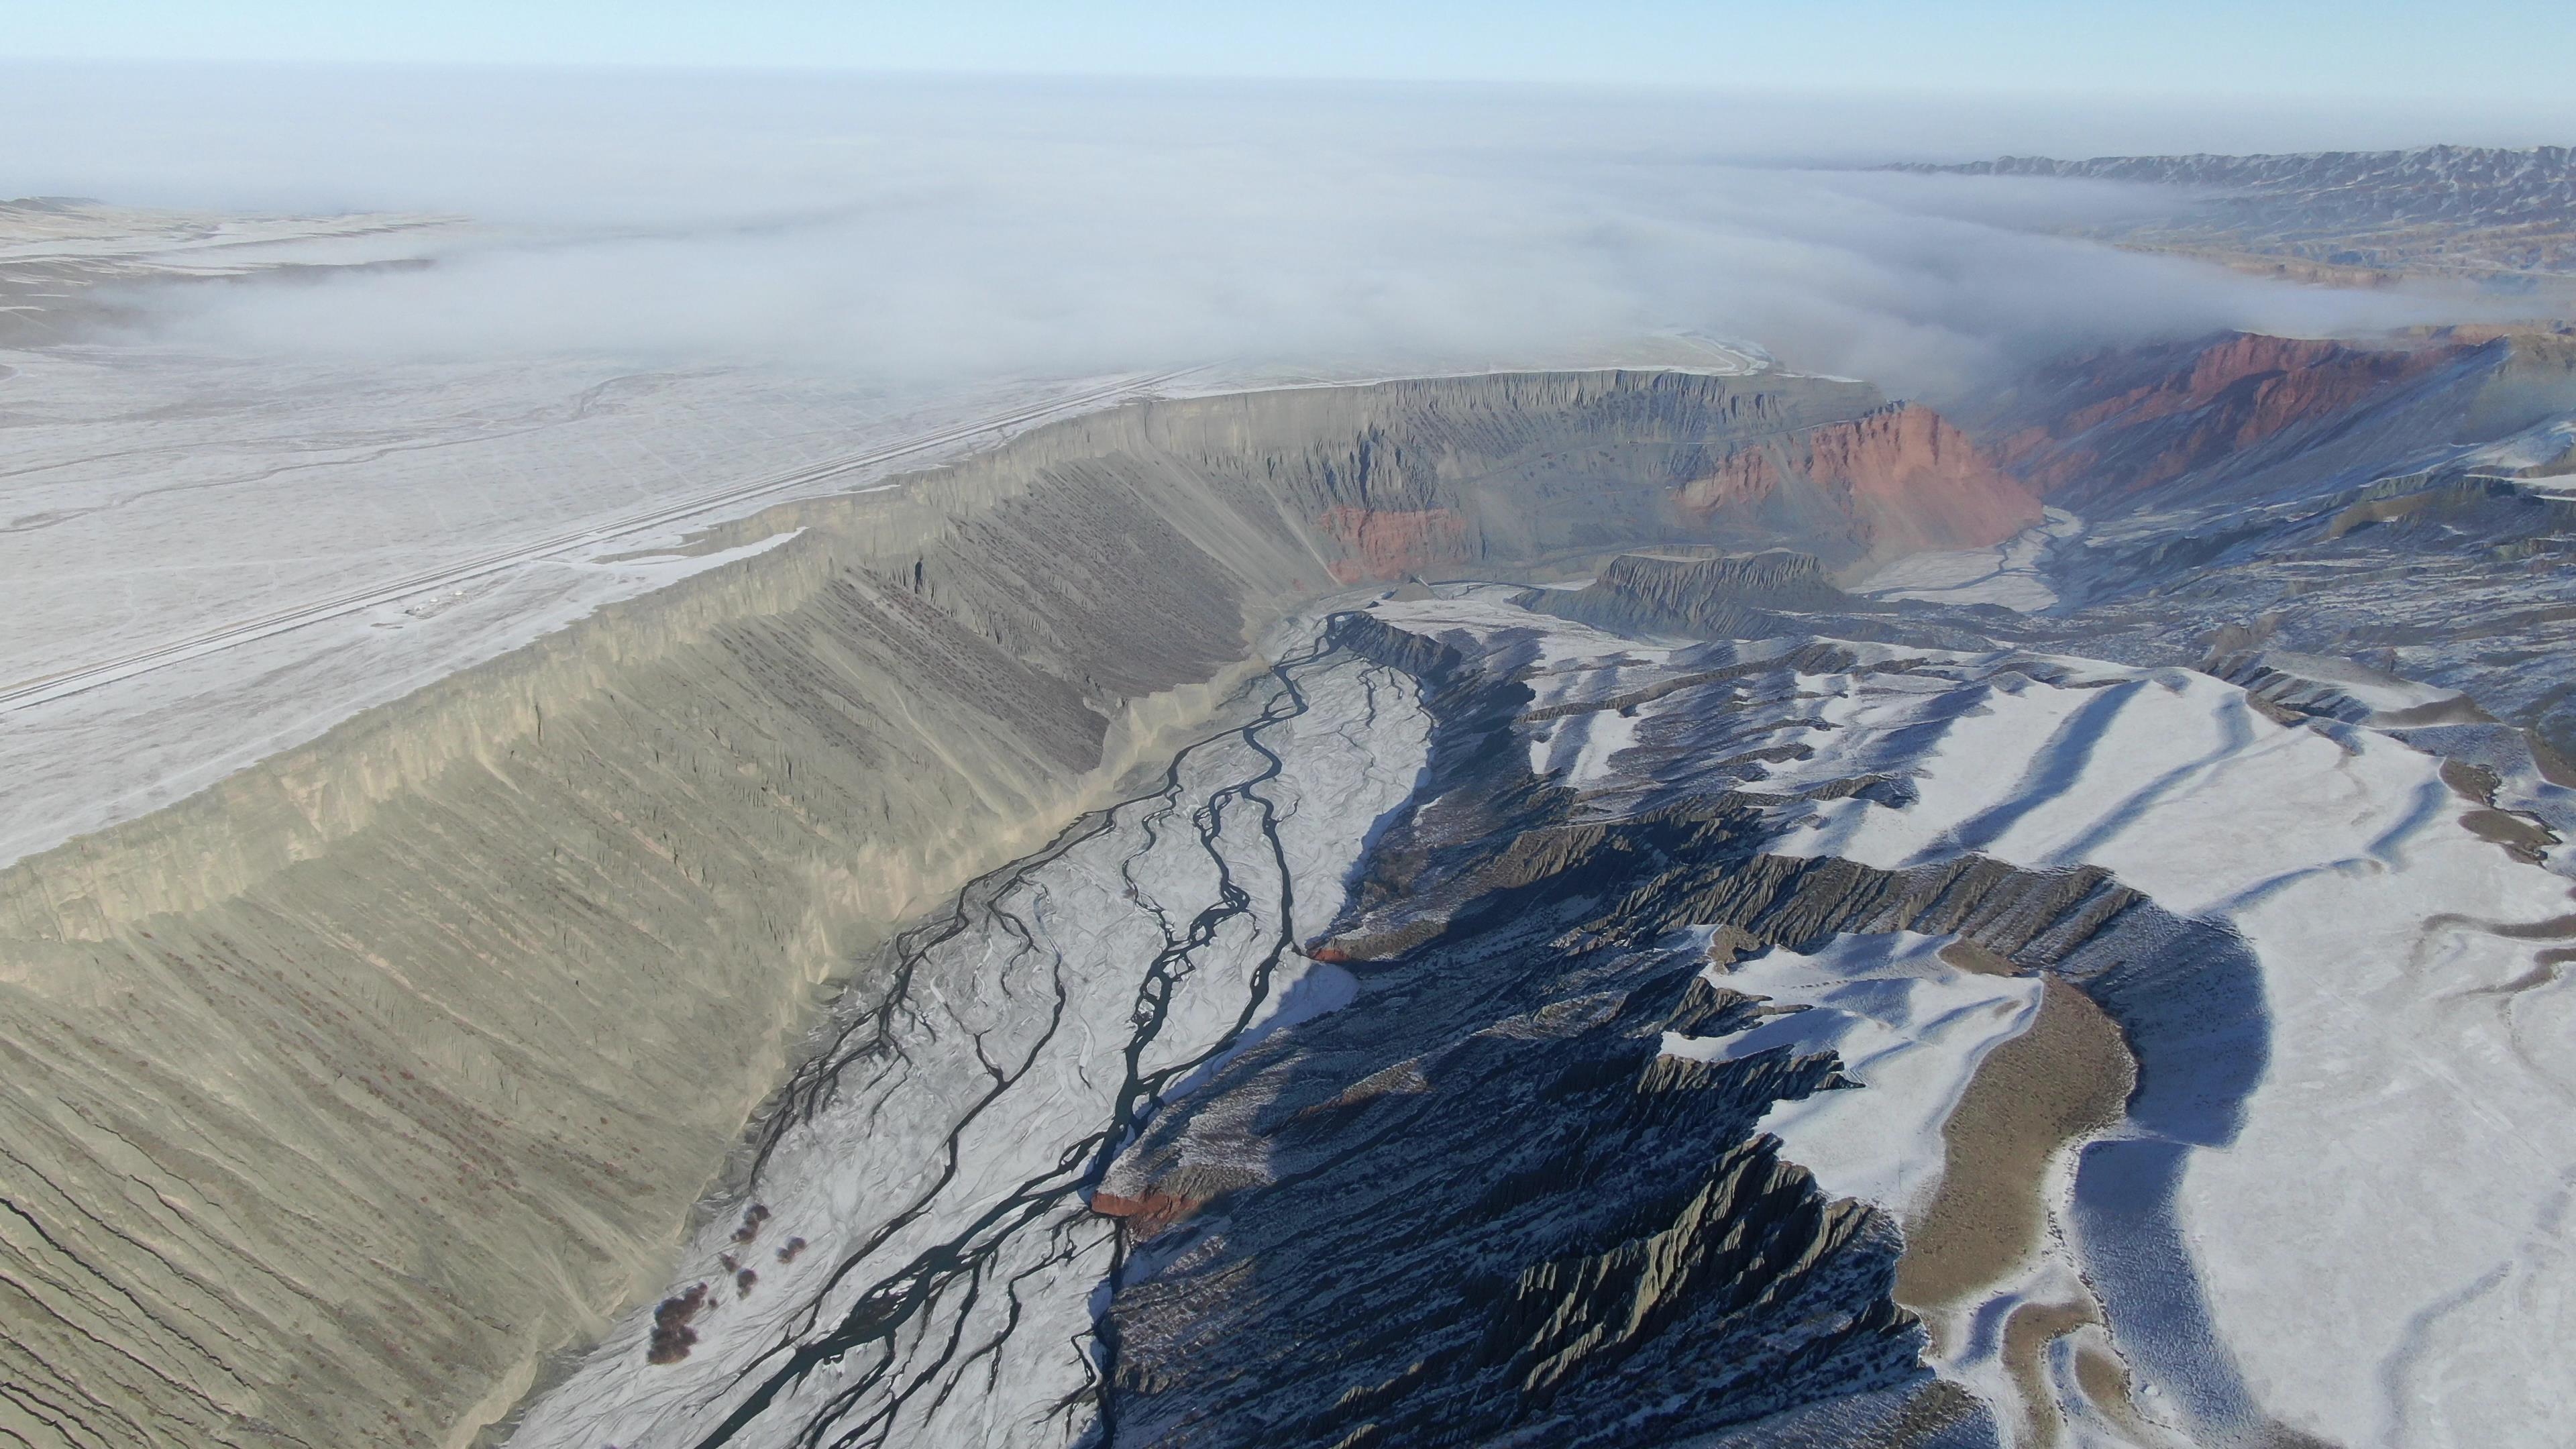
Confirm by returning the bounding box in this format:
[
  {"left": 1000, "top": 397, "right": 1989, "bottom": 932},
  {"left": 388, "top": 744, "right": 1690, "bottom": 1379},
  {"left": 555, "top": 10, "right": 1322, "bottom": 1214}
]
[
  {"left": 1527, "top": 547, "right": 2006, "bottom": 655},
  {"left": 1529, "top": 549, "right": 1876, "bottom": 639}
]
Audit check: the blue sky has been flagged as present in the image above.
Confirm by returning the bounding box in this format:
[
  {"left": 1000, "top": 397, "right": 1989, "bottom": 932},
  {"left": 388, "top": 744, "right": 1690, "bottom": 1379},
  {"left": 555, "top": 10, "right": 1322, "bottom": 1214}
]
[{"left": 8, "top": 1, "right": 2573, "bottom": 101}]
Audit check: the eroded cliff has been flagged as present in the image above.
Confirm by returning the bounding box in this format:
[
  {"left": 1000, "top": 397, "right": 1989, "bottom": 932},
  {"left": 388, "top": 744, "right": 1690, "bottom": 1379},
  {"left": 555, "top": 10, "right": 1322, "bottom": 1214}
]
[
  {"left": 0, "top": 368, "right": 2017, "bottom": 1449},
  {"left": 1968, "top": 331, "right": 2477, "bottom": 510}
]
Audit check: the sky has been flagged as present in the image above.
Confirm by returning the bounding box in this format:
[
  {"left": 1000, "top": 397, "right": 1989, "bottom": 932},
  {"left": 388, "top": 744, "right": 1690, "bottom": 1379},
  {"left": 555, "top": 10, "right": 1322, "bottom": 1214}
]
[{"left": 7, "top": 0, "right": 2576, "bottom": 107}]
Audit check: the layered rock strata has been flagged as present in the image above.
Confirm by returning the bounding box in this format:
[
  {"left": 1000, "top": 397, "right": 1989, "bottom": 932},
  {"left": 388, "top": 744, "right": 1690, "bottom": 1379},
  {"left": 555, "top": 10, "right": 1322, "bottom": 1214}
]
[{"left": 1966, "top": 332, "right": 2477, "bottom": 511}]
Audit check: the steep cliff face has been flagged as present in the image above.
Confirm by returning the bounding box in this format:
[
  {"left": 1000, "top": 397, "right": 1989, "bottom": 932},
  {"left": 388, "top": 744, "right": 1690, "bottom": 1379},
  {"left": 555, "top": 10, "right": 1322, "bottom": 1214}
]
[
  {"left": 1243, "top": 380, "right": 2035, "bottom": 580},
  {"left": 1317, "top": 504, "right": 1472, "bottom": 582},
  {"left": 1660, "top": 405, "right": 2040, "bottom": 569},
  {"left": 1968, "top": 331, "right": 2480, "bottom": 511},
  {"left": 1675, "top": 440, "right": 1782, "bottom": 514},
  {"left": 0, "top": 368, "right": 1982, "bottom": 1449},
  {"left": 1798, "top": 404, "right": 2043, "bottom": 557}
]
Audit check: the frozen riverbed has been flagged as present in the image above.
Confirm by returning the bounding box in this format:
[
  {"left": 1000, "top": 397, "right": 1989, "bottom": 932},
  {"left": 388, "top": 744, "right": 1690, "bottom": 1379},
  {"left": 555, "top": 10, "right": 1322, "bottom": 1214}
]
[{"left": 502, "top": 612, "right": 1431, "bottom": 1449}]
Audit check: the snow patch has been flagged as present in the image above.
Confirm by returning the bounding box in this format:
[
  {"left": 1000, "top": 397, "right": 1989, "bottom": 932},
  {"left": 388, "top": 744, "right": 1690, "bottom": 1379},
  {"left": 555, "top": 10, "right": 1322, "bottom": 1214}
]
[{"left": 1665, "top": 930, "right": 2042, "bottom": 1226}]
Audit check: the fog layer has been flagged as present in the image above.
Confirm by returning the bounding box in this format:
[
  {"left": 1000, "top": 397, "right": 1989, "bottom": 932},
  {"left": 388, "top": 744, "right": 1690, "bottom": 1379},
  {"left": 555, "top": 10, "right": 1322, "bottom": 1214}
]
[{"left": 2, "top": 66, "right": 2527, "bottom": 398}]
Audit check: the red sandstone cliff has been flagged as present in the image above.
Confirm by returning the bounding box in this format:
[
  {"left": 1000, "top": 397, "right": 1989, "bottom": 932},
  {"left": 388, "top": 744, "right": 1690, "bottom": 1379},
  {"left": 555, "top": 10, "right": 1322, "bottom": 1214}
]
[
  {"left": 1974, "top": 333, "right": 2473, "bottom": 507},
  {"left": 1795, "top": 403, "right": 2045, "bottom": 556},
  {"left": 1675, "top": 404, "right": 2040, "bottom": 560},
  {"left": 1309, "top": 399, "right": 2037, "bottom": 580},
  {"left": 1318, "top": 505, "right": 1473, "bottom": 584},
  {"left": 1676, "top": 446, "right": 1783, "bottom": 516}
]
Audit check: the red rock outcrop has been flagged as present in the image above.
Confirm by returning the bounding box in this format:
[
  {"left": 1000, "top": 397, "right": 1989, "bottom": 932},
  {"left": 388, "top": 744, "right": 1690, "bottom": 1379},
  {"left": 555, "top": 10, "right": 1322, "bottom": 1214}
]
[
  {"left": 1678, "top": 447, "right": 1782, "bottom": 517},
  {"left": 1799, "top": 404, "right": 2044, "bottom": 555},
  {"left": 1678, "top": 405, "right": 2039, "bottom": 560},
  {"left": 1090, "top": 1189, "right": 1205, "bottom": 1238},
  {"left": 1978, "top": 333, "right": 2474, "bottom": 505},
  {"left": 1318, "top": 505, "right": 1473, "bottom": 583}
]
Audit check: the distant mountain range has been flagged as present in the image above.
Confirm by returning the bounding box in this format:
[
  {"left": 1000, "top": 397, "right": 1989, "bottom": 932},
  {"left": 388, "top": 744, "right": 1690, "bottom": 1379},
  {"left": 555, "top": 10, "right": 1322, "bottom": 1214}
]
[{"left": 1890, "top": 144, "right": 2576, "bottom": 279}]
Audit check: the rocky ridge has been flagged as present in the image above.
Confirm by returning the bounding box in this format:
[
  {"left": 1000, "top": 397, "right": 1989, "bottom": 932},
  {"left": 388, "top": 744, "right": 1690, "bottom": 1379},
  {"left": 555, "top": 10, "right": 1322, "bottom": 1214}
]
[
  {"left": 1944, "top": 329, "right": 2576, "bottom": 769},
  {"left": 1890, "top": 145, "right": 2576, "bottom": 278}
]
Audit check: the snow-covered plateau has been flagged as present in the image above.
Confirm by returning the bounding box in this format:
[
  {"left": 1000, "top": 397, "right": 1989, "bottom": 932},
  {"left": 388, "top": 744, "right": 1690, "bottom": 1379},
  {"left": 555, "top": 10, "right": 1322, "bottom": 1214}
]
[{"left": 0, "top": 342, "right": 1176, "bottom": 868}]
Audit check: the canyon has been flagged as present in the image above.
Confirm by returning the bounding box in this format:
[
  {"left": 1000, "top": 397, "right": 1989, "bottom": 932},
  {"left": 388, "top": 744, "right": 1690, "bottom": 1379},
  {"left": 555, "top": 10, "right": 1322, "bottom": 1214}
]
[
  {"left": 5, "top": 322, "right": 2576, "bottom": 1449},
  {"left": 0, "top": 367, "right": 2041, "bottom": 1448}
]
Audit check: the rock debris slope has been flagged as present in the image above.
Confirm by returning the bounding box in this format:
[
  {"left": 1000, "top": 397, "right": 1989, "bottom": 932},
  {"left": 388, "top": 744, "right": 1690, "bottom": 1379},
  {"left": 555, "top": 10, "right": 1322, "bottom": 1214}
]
[{"left": 0, "top": 368, "right": 2027, "bottom": 1449}]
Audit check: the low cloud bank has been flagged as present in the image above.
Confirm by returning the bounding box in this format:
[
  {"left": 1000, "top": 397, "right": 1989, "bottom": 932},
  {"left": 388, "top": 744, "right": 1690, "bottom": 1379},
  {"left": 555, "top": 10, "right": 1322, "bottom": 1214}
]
[{"left": 2, "top": 66, "right": 2523, "bottom": 398}]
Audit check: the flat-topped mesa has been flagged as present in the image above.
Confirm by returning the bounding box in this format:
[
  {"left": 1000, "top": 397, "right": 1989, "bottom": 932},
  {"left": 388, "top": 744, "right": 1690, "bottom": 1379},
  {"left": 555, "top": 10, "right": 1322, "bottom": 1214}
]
[
  {"left": 1603, "top": 548, "right": 1845, "bottom": 602},
  {"left": 0, "top": 366, "right": 2029, "bottom": 1449}
]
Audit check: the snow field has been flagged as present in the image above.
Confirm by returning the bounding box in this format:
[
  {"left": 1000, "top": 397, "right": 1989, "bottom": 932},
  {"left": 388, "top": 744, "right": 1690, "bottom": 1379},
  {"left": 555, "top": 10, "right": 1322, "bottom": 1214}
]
[{"left": 1664, "top": 930, "right": 2043, "bottom": 1228}]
